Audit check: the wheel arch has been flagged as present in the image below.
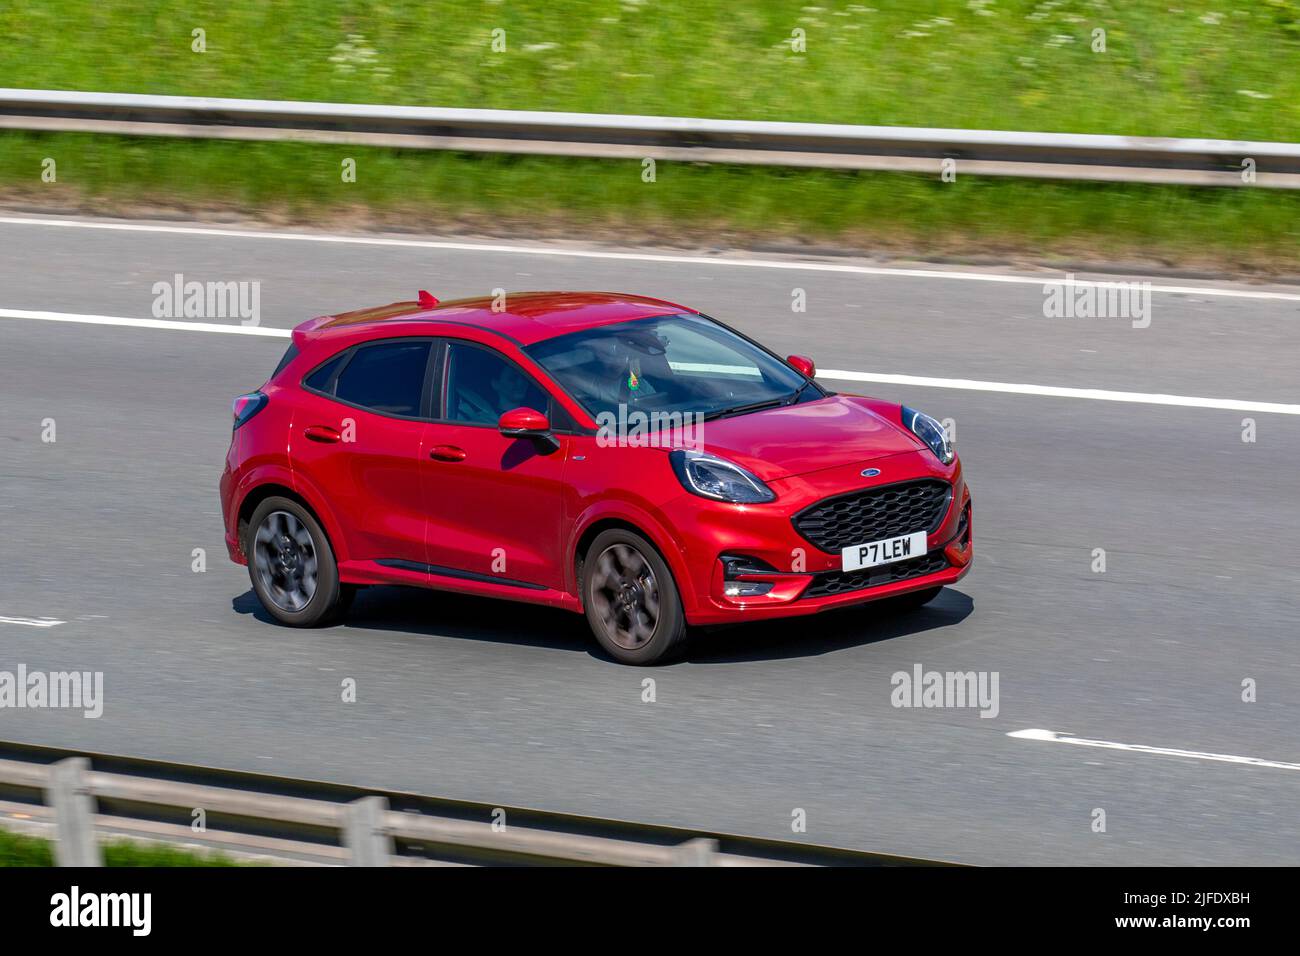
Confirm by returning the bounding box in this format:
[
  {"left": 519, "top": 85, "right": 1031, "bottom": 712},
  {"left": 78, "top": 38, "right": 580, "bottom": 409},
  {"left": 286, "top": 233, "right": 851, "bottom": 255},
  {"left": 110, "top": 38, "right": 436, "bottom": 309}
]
[
  {"left": 236, "top": 482, "right": 346, "bottom": 563},
  {"left": 569, "top": 508, "right": 697, "bottom": 614}
]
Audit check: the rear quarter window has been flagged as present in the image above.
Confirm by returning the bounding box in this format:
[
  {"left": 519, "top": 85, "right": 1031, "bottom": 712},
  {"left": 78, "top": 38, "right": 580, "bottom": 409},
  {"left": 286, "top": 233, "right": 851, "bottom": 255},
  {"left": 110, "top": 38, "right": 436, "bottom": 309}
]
[
  {"left": 304, "top": 352, "right": 348, "bottom": 393},
  {"left": 271, "top": 343, "right": 299, "bottom": 378}
]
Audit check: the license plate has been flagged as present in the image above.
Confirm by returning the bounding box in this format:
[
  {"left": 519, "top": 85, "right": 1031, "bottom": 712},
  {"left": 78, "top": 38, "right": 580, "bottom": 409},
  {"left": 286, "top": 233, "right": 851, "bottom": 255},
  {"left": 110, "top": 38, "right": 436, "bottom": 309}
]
[{"left": 841, "top": 531, "right": 927, "bottom": 572}]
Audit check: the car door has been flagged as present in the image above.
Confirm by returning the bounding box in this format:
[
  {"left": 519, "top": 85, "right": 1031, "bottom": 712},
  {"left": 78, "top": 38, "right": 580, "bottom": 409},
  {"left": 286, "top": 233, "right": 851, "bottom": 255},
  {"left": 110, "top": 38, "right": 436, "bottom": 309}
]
[
  {"left": 422, "top": 339, "right": 569, "bottom": 591},
  {"left": 291, "top": 338, "right": 433, "bottom": 568}
]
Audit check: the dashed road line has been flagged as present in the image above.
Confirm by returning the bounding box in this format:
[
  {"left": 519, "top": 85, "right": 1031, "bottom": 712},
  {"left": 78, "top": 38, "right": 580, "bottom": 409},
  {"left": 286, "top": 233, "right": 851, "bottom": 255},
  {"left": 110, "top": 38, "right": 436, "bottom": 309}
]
[{"left": 1008, "top": 728, "right": 1300, "bottom": 772}]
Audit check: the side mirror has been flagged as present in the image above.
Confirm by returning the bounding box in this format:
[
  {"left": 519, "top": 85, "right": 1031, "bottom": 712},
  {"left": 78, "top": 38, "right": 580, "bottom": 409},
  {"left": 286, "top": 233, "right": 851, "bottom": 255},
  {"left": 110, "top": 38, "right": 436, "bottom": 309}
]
[
  {"left": 498, "top": 407, "right": 560, "bottom": 452},
  {"left": 787, "top": 354, "right": 816, "bottom": 379}
]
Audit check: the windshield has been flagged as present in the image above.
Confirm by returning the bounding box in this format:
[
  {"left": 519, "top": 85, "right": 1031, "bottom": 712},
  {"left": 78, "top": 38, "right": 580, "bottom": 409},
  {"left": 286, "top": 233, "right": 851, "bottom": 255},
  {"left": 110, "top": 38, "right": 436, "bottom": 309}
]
[{"left": 525, "top": 313, "right": 814, "bottom": 422}]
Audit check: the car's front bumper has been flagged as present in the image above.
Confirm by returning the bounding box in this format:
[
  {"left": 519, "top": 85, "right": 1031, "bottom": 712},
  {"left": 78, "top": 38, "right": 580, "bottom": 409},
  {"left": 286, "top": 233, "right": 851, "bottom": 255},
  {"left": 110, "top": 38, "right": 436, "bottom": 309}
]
[{"left": 663, "top": 450, "right": 972, "bottom": 626}]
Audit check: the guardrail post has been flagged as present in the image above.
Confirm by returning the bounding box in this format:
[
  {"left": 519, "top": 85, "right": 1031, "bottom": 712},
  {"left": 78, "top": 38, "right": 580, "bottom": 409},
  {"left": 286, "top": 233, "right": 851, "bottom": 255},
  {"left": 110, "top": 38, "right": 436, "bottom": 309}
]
[
  {"left": 671, "top": 837, "right": 718, "bottom": 866},
  {"left": 48, "top": 757, "right": 102, "bottom": 867},
  {"left": 343, "top": 796, "right": 393, "bottom": 866}
]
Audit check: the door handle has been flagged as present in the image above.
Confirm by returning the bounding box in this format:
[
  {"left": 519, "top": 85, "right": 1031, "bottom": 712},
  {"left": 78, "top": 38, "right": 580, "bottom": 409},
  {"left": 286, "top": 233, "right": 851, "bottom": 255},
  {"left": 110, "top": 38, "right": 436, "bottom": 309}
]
[
  {"left": 429, "top": 445, "right": 467, "bottom": 462},
  {"left": 303, "top": 425, "right": 342, "bottom": 443}
]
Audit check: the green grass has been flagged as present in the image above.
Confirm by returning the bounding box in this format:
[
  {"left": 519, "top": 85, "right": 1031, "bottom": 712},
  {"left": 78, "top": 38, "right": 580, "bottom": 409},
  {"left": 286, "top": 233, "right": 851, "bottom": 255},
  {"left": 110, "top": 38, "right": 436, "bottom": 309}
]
[
  {"left": 0, "top": 828, "right": 53, "bottom": 866},
  {"left": 6, "top": 131, "right": 1298, "bottom": 270},
  {"left": 0, "top": 826, "right": 247, "bottom": 866},
  {"left": 1, "top": 0, "right": 1296, "bottom": 138},
  {"left": 0, "top": 1, "right": 1297, "bottom": 267},
  {"left": 102, "top": 840, "right": 246, "bottom": 867}
]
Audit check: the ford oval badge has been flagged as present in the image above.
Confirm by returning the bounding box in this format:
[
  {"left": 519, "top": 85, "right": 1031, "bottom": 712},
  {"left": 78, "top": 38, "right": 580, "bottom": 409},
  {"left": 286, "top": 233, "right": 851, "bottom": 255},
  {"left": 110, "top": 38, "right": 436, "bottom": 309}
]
[{"left": 861, "top": 468, "right": 881, "bottom": 478}]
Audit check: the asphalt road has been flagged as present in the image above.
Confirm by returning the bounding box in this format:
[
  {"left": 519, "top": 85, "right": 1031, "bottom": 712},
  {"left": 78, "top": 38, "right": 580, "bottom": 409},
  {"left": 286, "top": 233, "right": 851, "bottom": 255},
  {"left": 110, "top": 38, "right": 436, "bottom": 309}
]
[{"left": 1, "top": 213, "right": 1298, "bottom": 865}]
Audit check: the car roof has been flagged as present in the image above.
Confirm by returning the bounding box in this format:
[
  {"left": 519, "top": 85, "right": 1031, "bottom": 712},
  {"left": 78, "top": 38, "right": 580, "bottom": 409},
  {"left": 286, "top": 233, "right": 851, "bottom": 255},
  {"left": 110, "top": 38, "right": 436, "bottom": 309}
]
[{"left": 295, "top": 291, "right": 697, "bottom": 349}]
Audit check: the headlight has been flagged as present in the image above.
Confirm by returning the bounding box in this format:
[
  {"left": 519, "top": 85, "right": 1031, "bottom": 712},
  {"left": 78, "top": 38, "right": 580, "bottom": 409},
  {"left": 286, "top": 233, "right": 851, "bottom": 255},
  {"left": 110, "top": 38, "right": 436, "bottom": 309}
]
[
  {"left": 902, "top": 406, "right": 954, "bottom": 465},
  {"left": 669, "top": 450, "right": 775, "bottom": 503}
]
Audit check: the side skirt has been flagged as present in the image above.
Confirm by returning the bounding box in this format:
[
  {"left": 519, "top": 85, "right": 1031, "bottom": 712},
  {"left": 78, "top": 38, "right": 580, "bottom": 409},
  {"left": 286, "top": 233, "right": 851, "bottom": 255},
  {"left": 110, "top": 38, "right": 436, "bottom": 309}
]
[{"left": 337, "top": 559, "right": 582, "bottom": 614}]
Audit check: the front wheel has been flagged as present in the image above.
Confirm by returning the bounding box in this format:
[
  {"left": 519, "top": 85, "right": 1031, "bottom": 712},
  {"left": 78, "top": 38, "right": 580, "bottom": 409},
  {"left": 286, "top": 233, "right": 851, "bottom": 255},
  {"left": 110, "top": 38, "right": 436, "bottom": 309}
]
[
  {"left": 246, "top": 496, "right": 351, "bottom": 627},
  {"left": 582, "top": 529, "right": 689, "bottom": 665}
]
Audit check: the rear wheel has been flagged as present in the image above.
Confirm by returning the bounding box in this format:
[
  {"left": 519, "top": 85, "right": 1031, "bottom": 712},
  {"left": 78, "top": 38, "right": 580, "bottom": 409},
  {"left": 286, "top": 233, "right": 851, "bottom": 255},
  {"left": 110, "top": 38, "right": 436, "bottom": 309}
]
[
  {"left": 246, "top": 496, "right": 351, "bottom": 627},
  {"left": 582, "top": 529, "right": 688, "bottom": 665}
]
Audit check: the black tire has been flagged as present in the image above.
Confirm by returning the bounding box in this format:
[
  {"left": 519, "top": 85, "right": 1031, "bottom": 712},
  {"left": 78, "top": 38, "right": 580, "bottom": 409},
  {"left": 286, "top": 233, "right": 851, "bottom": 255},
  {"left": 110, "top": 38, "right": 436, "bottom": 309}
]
[
  {"left": 245, "top": 496, "right": 350, "bottom": 627},
  {"left": 582, "top": 529, "right": 689, "bottom": 665},
  {"left": 881, "top": 585, "right": 943, "bottom": 612}
]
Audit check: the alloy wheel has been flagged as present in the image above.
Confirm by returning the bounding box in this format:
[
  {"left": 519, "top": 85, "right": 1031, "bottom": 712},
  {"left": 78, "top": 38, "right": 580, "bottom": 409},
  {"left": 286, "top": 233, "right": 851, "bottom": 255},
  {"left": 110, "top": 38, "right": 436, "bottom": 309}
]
[
  {"left": 252, "top": 510, "right": 319, "bottom": 612},
  {"left": 589, "top": 543, "right": 661, "bottom": 650}
]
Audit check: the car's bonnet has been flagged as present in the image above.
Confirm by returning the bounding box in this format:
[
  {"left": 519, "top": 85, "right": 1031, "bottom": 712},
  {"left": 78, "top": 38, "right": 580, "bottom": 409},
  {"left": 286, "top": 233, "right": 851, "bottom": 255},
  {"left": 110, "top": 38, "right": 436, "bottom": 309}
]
[{"left": 692, "top": 395, "right": 922, "bottom": 481}]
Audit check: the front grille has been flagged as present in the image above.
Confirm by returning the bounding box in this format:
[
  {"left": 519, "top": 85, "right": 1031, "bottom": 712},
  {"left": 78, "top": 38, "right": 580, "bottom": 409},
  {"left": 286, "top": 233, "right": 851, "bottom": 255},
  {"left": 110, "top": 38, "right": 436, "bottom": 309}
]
[
  {"left": 793, "top": 479, "right": 952, "bottom": 553},
  {"left": 802, "top": 551, "right": 949, "bottom": 599}
]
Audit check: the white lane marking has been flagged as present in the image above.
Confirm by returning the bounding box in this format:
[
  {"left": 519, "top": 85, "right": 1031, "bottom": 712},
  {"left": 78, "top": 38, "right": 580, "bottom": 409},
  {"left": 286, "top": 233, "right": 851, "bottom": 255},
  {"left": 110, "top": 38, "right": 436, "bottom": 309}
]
[
  {"left": 0, "top": 615, "right": 65, "bottom": 628},
  {"left": 1009, "top": 728, "right": 1300, "bottom": 772},
  {"left": 820, "top": 368, "right": 1300, "bottom": 415},
  {"left": 2, "top": 214, "right": 1299, "bottom": 303},
  {"left": 4, "top": 308, "right": 1299, "bottom": 415},
  {"left": 0, "top": 308, "right": 288, "bottom": 337}
]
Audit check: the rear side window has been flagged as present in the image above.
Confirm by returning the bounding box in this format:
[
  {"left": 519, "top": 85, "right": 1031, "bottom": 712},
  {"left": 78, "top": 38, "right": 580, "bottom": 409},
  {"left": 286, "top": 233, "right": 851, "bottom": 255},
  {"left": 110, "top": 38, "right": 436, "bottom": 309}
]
[{"left": 332, "top": 341, "right": 430, "bottom": 417}]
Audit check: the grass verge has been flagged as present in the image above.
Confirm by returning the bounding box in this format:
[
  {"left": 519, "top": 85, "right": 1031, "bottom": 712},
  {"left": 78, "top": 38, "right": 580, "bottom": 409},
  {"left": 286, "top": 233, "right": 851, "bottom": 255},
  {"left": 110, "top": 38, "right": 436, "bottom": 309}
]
[
  {"left": 2, "top": 2, "right": 1297, "bottom": 270},
  {"left": 4, "top": 132, "right": 1299, "bottom": 273},
  {"left": 0, "top": 826, "right": 247, "bottom": 867},
  {"left": 1, "top": 1, "right": 1296, "bottom": 140}
]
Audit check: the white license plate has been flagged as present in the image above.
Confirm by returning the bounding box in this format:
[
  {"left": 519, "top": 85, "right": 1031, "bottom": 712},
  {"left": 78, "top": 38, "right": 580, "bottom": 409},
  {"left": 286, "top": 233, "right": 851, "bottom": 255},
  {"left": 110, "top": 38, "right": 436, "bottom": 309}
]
[{"left": 841, "top": 531, "right": 927, "bottom": 572}]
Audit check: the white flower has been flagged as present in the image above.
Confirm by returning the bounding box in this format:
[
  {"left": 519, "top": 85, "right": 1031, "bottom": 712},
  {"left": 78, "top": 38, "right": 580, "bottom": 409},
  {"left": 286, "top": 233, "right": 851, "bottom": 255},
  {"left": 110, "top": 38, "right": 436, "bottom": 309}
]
[{"left": 329, "top": 34, "right": 384, "bottom": 76}]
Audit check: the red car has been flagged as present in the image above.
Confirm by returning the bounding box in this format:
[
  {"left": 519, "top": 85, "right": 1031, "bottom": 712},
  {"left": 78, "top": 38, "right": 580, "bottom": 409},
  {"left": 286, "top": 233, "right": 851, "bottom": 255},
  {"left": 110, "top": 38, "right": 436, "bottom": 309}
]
[{"left": 220, "top": 292, "right": 972, "bottom": 664}]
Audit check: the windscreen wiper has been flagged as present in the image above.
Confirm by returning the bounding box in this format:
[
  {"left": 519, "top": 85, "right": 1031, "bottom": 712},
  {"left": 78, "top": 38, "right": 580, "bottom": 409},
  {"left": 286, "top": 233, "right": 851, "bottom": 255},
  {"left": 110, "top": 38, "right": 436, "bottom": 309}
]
[
  {"left": 703, "top": 397, "right": 788, "bottom": 421},
  {"left": 784, "top": 380, "right": 815, "bottom": 405},
  {"left": 705, "top": 380, "right": 819, "bottom": 421}
]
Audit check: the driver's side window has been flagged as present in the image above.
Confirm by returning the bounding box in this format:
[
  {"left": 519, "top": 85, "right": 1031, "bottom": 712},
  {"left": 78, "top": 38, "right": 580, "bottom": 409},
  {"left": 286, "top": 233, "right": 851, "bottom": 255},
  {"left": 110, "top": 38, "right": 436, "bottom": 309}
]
[{"left": 444, "top": 342, "right": 548, "bottom": 426}]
